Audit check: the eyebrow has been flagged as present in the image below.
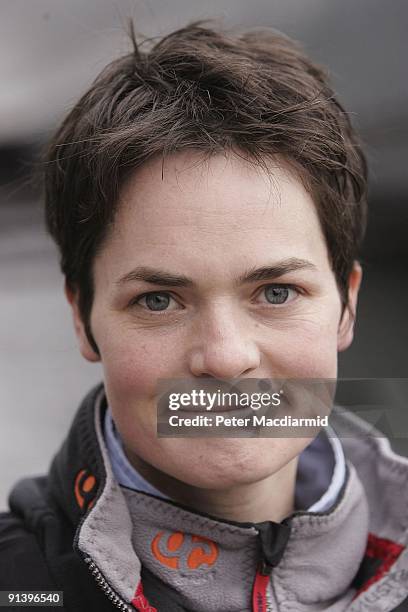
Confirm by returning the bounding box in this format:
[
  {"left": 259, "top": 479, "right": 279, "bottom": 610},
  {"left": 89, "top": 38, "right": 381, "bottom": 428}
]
[
  {"left": 116, "top": 258, "right": 317, "bottom": 288},
  {"left": 237, "top": 258, "right": 317, "bottom": 284},
  {"left": 116, "top": 267, "right": 194, "bottom": 287}
]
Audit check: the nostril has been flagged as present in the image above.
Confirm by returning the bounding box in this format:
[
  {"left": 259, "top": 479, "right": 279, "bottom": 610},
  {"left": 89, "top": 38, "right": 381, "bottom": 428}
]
[{"left": 188, "top": 346, "right": 260, "bottom": 379}]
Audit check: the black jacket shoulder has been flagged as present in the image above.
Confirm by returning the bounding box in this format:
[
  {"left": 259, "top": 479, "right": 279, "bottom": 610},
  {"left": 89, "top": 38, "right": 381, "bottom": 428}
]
[
  {"left": 0, "top": 474, "right": 130, "bottom": 611},
  {"left": 0, "top": 509, "right": 56, "bottom": 590}
]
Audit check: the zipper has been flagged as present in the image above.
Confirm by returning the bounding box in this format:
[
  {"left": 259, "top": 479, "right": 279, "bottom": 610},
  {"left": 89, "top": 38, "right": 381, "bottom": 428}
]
[
  {"left": 252, "top": 560, "right": 279, "bottom": 612},
  {"left": 264, "top": 574, "right": 275, "bottom": 612},
  {"left": 253, "top": 519, "right": 291, "bottom": 611},
  {"left": 84, "top": 555, "right": 134, "bottom": 611},
  {"left": 252, "top": 563, "right": 272, "bottom": 612},
  {"left": 265, "top": 587, "right": 273, "bottom": 612}
]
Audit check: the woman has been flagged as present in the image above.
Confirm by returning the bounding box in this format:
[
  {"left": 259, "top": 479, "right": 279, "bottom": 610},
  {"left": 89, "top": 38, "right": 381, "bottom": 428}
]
[{"left": 2, "top": 22, "right": 408, "bottom": 612}]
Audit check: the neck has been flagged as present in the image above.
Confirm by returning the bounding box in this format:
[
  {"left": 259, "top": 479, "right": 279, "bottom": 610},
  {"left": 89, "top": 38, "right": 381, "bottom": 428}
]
[{"left": 125, "top": 447, "right": 298, "bottom": 524}]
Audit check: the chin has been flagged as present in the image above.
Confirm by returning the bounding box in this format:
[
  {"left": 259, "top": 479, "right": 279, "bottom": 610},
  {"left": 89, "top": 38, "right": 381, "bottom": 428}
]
[
  {"left": 163, "top": 440, "right": 295, "bottom": 490},
  {"left": 189, "top": 468, "right": 274, "bottom": 491}
]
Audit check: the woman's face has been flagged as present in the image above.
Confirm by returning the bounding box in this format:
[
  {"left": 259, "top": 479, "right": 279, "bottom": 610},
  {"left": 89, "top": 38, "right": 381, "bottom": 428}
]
[{"left": 69, "top": 151, "right": 361, "bottom": 490}]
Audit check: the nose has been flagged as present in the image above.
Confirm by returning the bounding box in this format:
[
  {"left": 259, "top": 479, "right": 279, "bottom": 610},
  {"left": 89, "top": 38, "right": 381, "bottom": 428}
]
[{"left": 188, "top": 304, "right": 261, "bottom": 379}]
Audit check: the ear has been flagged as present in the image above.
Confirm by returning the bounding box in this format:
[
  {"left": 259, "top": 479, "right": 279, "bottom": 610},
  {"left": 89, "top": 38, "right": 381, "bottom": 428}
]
[
  {"left": 65, "top": 283, "right": 100, "bottom": 362},
  {"left": 337, "top": 261, "right": 363, "bottom": 352}
]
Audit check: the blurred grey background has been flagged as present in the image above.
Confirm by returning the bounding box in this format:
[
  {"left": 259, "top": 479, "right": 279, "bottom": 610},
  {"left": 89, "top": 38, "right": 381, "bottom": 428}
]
[{"left": 1, "top": 0, "right": 407, "bottom": 510}]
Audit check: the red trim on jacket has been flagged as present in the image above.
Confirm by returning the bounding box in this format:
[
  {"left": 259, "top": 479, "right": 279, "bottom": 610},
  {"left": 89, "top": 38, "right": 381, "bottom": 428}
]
[{"left": 132, "top": 581, "right": 158, "bottom": 611}]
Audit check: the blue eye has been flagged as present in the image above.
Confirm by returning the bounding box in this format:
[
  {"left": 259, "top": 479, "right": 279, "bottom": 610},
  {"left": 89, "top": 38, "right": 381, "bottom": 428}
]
[
  {"left": 140, "top": 292, "right": 171, "bottom": 311},
  {"left": 264, "top": 285, "right": 289, "bottom": 304},
  {"left": 261, "top": 285, "right": 299, "bottom": 305}
]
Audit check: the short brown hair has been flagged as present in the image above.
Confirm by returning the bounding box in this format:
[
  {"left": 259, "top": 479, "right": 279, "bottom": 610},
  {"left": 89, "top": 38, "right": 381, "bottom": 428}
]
[{"left": 44, "top": 21, "right": 367, "bottom": 349}]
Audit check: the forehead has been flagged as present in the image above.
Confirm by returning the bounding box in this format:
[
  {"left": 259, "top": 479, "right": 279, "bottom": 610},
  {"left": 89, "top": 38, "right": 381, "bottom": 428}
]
[{"left": 98, "top": 151, "right": 330, "bottom": 279}]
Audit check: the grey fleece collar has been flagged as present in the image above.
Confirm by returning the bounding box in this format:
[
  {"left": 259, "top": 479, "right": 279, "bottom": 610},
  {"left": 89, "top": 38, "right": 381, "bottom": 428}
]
[
  {"left": 121, "top": 463, "right": 369, "bottom": 612},
  {"left": 122, "top": 487, "right": 261, "bottom": 612}
]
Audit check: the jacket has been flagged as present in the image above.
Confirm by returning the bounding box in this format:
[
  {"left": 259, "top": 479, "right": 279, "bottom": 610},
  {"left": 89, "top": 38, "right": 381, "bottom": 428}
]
[{"left": 1, "top": 383, "right": 408, "bottom": 612}]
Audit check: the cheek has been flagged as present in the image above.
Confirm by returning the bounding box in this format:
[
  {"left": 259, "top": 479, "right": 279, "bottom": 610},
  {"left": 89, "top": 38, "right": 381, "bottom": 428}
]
[
  {"left": 263, "top": 312, "right": 340, "bottom": 378},
  {"left": 101, "top": 340, "right": 166, "bottom": 455},
  {"left": 103, "top": 346, "right": 158, "bottom": 401},
  {"left": 95, "top": 315, "right": 185, "bottom": 393},
  {"left": 98, "top": 326, "right": 189, "bottom": 443},
  {"left": 101, "top": 340, "right": 174, "bottom": 404}
]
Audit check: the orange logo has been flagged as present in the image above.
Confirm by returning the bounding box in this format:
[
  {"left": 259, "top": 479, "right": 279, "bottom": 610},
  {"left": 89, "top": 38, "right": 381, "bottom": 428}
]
[
  {"left": 74, "top": 469, "right": 97, "bottom": 512},
  {"left": 151, "top": 531, "right": 218, "bottom": 571}
]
